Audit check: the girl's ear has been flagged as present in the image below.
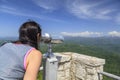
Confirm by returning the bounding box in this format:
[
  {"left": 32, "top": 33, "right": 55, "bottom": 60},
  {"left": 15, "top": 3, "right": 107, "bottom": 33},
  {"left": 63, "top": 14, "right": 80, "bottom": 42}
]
[{"left": 37, "top": 33, "right": 41, "bottom": 42}]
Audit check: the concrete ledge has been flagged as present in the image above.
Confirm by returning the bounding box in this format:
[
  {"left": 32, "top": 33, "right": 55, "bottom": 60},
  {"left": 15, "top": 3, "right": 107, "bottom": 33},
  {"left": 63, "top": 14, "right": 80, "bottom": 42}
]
[{"left": 54, "top": 52, "right": 105, "bottom": 80}]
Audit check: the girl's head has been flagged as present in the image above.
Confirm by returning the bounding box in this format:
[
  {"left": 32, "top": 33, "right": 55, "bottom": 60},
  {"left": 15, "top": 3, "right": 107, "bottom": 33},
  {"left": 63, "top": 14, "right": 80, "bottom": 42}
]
[{"left": 19, "top": 20, "right": 42, "bottom": 49}]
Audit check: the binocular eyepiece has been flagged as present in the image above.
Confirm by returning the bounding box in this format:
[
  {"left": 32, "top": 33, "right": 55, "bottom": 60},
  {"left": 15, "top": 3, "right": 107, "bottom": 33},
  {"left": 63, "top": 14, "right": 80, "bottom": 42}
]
[{"left": 41, "top": 33, "right": 64, "bottom": 44}]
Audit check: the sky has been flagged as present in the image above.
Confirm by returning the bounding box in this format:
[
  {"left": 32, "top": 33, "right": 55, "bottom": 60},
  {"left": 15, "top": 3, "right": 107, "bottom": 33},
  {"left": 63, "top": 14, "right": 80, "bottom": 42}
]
[{"left": 0, "top": 0, "right": 120, "bottom": 37}]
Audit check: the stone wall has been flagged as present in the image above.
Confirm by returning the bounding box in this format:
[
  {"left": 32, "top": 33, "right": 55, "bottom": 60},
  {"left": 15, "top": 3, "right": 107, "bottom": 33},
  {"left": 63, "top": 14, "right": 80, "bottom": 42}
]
[{"left": 55, "top": 52, "right": 105, "bottom": 80}]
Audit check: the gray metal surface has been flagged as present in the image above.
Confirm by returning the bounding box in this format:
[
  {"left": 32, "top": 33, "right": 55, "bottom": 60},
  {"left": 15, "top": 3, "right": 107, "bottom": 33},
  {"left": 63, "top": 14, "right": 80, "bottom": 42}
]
[
  {"left": 98, "top": 71, "right": 120, "bottom": 80},
  {"left": 43, "top": 56, "right": 58, "bottom": 80}
]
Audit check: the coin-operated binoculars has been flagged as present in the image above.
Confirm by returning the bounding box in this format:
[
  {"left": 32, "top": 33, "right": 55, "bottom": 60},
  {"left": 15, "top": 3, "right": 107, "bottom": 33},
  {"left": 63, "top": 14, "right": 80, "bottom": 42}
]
[{"left": 41, "top": 33, "right": 64, "bottom": 80}]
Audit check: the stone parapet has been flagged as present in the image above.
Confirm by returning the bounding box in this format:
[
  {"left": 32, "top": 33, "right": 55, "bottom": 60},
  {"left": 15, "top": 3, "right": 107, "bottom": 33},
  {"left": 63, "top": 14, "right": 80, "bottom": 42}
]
[{"left": 55, "top": 52, "right": 105, "bottom": 80}]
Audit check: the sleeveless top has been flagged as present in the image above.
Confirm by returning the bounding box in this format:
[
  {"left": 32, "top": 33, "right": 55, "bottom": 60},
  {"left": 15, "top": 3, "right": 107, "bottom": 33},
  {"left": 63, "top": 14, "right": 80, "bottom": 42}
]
[{"left": 0, "top": 43, "right": 35, "bottom": 80}]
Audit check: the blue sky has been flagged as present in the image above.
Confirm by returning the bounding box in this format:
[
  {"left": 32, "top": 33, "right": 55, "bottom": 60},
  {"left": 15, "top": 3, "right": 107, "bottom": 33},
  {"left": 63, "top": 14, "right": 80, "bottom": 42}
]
[{"left": 0, "top": 0, "right": 120, "bottom": 37}]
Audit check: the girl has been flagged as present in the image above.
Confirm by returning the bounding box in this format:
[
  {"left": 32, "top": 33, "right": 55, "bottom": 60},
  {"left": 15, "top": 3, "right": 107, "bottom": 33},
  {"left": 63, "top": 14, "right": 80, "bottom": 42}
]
[{"left": 0, "top": 20, "right": 42, "bottom": 80}]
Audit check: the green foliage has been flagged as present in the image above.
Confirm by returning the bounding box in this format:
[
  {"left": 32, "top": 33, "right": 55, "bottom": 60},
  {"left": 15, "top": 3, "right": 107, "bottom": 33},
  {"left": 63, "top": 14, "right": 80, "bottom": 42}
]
[{"left": 37, "top": 71, "right": 43, "bottom": 80}]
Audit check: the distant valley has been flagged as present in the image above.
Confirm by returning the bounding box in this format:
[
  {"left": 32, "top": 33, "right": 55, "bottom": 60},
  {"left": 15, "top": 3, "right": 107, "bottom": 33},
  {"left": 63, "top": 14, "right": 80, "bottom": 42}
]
[{"left": 64, "top": 36, "right": 120, "bottom": 54}]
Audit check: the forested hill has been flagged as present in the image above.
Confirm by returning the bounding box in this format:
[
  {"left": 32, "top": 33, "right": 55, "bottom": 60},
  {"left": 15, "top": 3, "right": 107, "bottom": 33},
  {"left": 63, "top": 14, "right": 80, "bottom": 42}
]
[
  {"left": 0, "top": 36, "right": 120, "bottom": 54},
  {"left": 64, "top": 36, "right": 120, "bottom": 45},
  {"left": 0, "top": 37, "right": 18, "bottom": 41},
  {"left": 64, "top": 36, "right": 120, "bottom": 54},
  {"left": 0, "top": 37, "right": 18, "bottom": 46}
]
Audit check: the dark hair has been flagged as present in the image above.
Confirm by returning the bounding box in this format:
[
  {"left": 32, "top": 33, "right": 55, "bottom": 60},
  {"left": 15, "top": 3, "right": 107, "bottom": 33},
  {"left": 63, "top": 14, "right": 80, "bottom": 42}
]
[{"left": 19, "top": 20, "right": 41, "bottom": 49}]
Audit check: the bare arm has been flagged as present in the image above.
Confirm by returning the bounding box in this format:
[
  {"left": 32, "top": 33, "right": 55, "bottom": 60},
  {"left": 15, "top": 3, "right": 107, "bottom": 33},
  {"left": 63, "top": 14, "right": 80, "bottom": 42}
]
[{"left": 24, "top": 50, "right": 42, "bottom": 80}]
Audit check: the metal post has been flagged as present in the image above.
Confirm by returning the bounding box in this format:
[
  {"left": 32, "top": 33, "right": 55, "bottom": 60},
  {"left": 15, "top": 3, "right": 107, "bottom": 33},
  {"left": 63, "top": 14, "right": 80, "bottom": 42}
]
[
  {"left": 43, "top": 43, "right": 58, "bottom": 80},
  {"left": 98, "top": 71, "right": 120, "bottom": 80},
  {"left": 41, "top": 33, "right": 64, "bottom": 80}
]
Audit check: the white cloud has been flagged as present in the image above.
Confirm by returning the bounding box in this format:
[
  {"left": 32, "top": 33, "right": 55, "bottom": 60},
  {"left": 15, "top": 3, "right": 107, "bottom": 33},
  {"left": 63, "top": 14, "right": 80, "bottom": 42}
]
[
  {"left": 1, "top": 0, "right": 8, "bottom": 3},
  {"left": 115, "top": 14, "right": 120, "bottom": 25},
  {"left": 0, "top": 5, "right": 16, "bottom": 12},
  {"left": 1, "top": 0, "right": 119, "bottom": 24},
  {"left": 32, "top": 0, "right": 58, "bottom": 11},
  {"left": 61, "top": 31, "right": 103, "bottom": 37},
  {"left": 66, "top": 0, "right": 114, "bottom": 20},
  {"left": 0, "top": 5, "right": 27, "bottom": 16},
  {"left": 94, "top": 9, "right": 113, "bottom": 20},
  {"left": 0, "top": 4, "right": 63, "bottom": 22},
  {"left": 108, "top": 31, "right": 120, "bottom": 37}
]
